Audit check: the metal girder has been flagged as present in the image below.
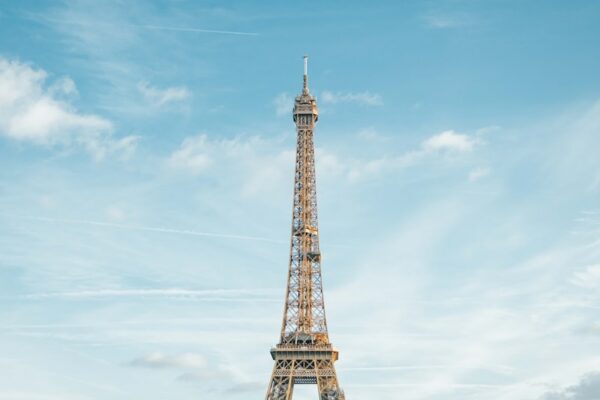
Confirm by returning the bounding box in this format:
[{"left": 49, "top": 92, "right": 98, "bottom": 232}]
[{"left": 265, "top": 57, "right": 345, "bottom": 400}]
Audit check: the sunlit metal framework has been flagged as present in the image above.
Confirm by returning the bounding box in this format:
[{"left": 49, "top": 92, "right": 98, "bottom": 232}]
[{"left": 265, "top": 57, "right": 345, "bottom": 400}]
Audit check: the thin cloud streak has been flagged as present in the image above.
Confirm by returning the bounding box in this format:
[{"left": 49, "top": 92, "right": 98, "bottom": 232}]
[
  {"left": 3, "top": 214, "right": 286, "bottom": 244},
  {"left": 20, "top": 288, "right": 279, "bottom": 301},
  {"left": 347, "top": 383, "right": 513, "bottom": 389},
  {"left": 2, "top": 214, "right": 353, "bottom": 248},
  {"left": 136, "top": 24, "right": 259, "bottom": 36},
  {"left": 342, "top": 363, "right": 517, "bottom": 374},
  {"left": 1, "top": 317, "right": 277, "bottom": 330},
  {"left": 342, "top": 365, "right": 448, "bottom": 371},
  {"left": 33, "top": 16, "right": 259, "bottom": 36}
]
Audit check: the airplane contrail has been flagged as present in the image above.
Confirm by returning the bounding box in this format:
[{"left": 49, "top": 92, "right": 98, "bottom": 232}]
[
  {"left": 2, "top": 214, "right": 351, "bottom": 248},
  {"left": 341, "top": 365, "right": 448, "bottom": 371},
  {"left": 346, "top": 383, "right": 511, "bottom": 389},
  {"left": 21, "top": 288, "right": 280, "bottom": 301},
  {"left": 3, "top": 214, "right": 286, "bottom": 244},
  {"left": 134, "top": 24, "right": 259, "bottom": 36},
  {"left": 34, "top": 16, "right": 259, "bottom": 36}
]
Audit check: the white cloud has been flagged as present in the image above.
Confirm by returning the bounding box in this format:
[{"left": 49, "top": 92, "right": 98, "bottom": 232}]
[
  {"left": 225, "top": 382, "right": 264, "bottom": 394},
  {"left": 137, "top": 81, "right": 190, "bottom": 107},
  {"left": 166, "top": 133, "right": 314, "bottom": 191},
  {"left": 540, "top": 372, "right": 600, "bottom": 400},
  {"left": 0, "top": 393, "right": 91, "bottom": 400},
  {"left": 347, "top": 148, "right": 435, "bottom": 182},
  {"left": 316, "top": 148, "right": 346, "bottom": 178},
  {"left": 0, "top": 57, "right": 138, "bottom": 159},
  {"left": 105, "top": 205, "right": 126, "bottom": 222},
  {"left": 424, "top": 13, "right": 476, "bottom": 29},
  {"left": 129, "top": 352, "right": 207, "bottom": 369},
  {"left": 321, "top": 90, "right": 383, "bottom": 106},
  {"left": 177, "top": 369, "right": 235, "bottom": 382},
  {"left": 356, "top": 127, "right": 388, "bottom": 142},
  {"left": 7, "top": 98, "right": 110, "bottom": 141},
  {"left": 469, "top": 167, "right": 490, "bottom": 182},
  {"left": 273, "top": 92, "right": 293, "bottom": 116},
  {"left": 345, "top": 130, "right": 480, "bottom": 182},
  {"left": 128, "top": 351, "right": 257, "bottom": 393},
  {"left": 8, "top": 214, "right": 285, "bottom": 243},
  {"left": 168, "top": 128, "right": 481, "bottom": 191},
  {"left": 168, "top": 134, "right": 214, "bottom": 174},
  {"left": 423, "top": 130, "right": 477, "bottom": 152},
  {"left": 48, "top": 76, "right": 78, "bottom": 97},
  {"left": 240, "top": 149, "right": 295, "bottom": 198},
  {"left": 325, "top": 196, "right": 600, "bottom": 400},
  {"left": 23, "top": 288, "right": 278, "bottom": 301},
  {"left": 84, "top": 134, "right": 140, "bottom": 161},
  {"left": 571, "top": 265, "right": 600, "bottom": 289},
  {"left": 167, "top": 133, "right": 295, "bottom": 201}
]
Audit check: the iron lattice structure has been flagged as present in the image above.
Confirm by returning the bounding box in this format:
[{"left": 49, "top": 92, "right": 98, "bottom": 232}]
[{"left": 265, "top": 57, "right": 345, "bottom": 400}]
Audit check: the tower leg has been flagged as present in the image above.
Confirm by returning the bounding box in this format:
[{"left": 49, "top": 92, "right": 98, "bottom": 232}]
[
  {"left": 265, "top": 376, "right": 293, "bottom": 400},
  {"left": 316, "top": 360, "right": 344, "bottom": 400},
  {"left": 266, "top": 361, "right": 295, "bottom": 400}
]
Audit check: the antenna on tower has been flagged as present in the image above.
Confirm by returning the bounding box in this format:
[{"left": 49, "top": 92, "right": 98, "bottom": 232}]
[
  {"left": 304, "top": 55, "right": 308, "bottom": 76},
  {"left": 303, "top": 55, "right": 309, "bottom": 94}
]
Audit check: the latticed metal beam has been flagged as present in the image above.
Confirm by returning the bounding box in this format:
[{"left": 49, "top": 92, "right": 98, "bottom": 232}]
[{"left": 265, "top": 56, "right": 345, "bottom": 400}]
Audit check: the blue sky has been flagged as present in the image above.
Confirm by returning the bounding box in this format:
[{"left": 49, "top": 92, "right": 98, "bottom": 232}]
[{"left": 1, "top": 1, "right": 600, "bottom": 399}]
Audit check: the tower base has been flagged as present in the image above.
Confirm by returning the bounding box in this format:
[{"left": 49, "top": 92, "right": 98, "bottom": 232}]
[{"left": 265, "top": 344, "right": 345, "bottom": 400}]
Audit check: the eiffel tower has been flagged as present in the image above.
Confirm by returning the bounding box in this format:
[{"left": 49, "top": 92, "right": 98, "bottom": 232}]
[{"left": 265, "top": 56, "right": 345, "bottom": 400}]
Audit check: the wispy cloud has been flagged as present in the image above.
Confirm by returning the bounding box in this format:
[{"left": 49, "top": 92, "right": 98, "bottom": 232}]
[
  {"left": 21, "top": 288, "right": 279, "bottom": 301},
  {"left": 539, "top": 372, "right": 600, "bottom": 400},
  {"left": 423, "top": 130, "right": 477, "bottom": 152},
  {"left": 225, "top": 382, "right": 264, "bottom": 394},
  {"left": 168, "top": 134, "right": 214, "bottom": 174},
  {"left": 423, "top": 12, "right": 477, "bottom": 29},
  {"left": 177, "top": 370, "right": 235, "bottom": 382},
  {"left": 167, "top": 133, "right": 296, "bottom": 200},
  {"left": 346, "top": 129, "right": 481, "bottom": 181},
  {"left": 23, "top": 288, "right": 279, "bottom": 301},
  {"left": 347, "top": 382, "right": 513, "bottom": 389},
  {"left": 342, "top": 365, "right": 448, "bottom": 371},
  {"left": 321, "top": 90, "right": 383, "bottom": 106},
  {"left": 129, "top": 352, "right": 207, "bottom": 369},
  {"left": 356, "top": 127, "right": 389, "bottom": 142},
  {"left": 0, "top": 57, "right": 138, "bottom": 160},
  {"left": 34, "top": 16, "right": 259, "bottom": 36},
  {"left": 129, "top": 352, "right": 232, "bottom": 382},
  {"left": 2, "top": 214, "right": 286, "bottom": 244},
  {"left": 128, "top": 351, "right": 260, "bottom": 393},
  {"left": 570, "top": 265, "right": 600, "bottom": 289},
  {"left": 137, "top": 81, "right": 190, "bottom": 107},
  {"left": 469, "top": 167, "right": 491, "bottom": 182},
  {"left": 130, "top": 23, "right": 258, "bottom": 36},
  {"left": 273, "top": 92, "right": 293, "bottom": 116},
  {"left": 0, "top": 58, "right": 110, "bottom": 141}
]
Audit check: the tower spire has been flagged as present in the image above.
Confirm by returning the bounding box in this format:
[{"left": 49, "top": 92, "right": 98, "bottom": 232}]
[{"left": 303, "top": 55, "right": 309, "bottom": 94}]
